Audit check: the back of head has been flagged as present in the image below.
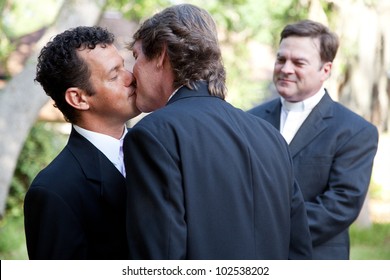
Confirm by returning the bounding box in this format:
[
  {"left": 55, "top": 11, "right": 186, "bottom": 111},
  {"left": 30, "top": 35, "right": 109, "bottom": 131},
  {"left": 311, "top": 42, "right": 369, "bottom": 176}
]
[
  {"left": 35, "top": 26, "right": 115, "bottom": 123},
  {"left": 130, "top": 4, "right": 227, "bottom": 99},
  {"left": 280, "top": 19, "right": 339, "bottom": 63}
]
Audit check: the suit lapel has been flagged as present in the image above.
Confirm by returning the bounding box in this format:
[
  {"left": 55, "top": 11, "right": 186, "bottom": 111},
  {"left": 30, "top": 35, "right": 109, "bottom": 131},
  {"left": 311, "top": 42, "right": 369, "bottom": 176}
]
[
  {"left": 67, "top": 128, "right": 125, "bottom": 199},
  {"left": 98, "top": 156, "right": 126, "bottom": 205},
  {"left": 263, "top": 99, "right": 282, "bottom": 130},
  {"left": 67, "top": 128, "right": 102, "bottom": 182},
  {"left": 289, "top": 93, "right": 334, "bottom": 157}
]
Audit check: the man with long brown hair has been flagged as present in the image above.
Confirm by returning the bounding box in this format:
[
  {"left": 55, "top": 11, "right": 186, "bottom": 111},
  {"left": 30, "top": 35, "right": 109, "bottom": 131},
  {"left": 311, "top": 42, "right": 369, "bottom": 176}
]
[{"left": 124, "top": 4, "right": 312, "bottom": 260}]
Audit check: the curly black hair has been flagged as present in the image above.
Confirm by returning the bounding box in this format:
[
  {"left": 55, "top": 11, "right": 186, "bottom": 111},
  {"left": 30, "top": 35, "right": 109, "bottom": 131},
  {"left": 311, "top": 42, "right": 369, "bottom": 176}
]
[{"left": 35, "top": 26, "right": 115, "bottom": 123}]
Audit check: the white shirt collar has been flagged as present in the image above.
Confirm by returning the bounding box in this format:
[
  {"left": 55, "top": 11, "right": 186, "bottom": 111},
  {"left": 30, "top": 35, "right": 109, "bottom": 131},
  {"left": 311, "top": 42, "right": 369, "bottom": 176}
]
[
  {"left": 281, "top": 86, "right": 326, "bottom": 112},
  {"left": 73, "top": 125, "right": 127, "bottom": 173},
  {"left": 279, "top": 87, "right": 326, "bottom": 144}
]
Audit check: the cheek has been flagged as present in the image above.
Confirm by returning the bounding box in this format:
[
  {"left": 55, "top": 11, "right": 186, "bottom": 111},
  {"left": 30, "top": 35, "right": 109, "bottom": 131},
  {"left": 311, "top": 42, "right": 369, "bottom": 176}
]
[
  {"left": 133, "top": 64, "right": 140, "bottom": 79},
  {"left": 273, "top": 66, "right": 284, "bottom": 79},
  {"left": 133, "top": 59, "right": 146, "bottom": 76},
  {"left": 134, "top": 64, "right": 151, "bottom": 86},
  {"left": 294, "top": 69, "right": 305, "bottom": 80}
]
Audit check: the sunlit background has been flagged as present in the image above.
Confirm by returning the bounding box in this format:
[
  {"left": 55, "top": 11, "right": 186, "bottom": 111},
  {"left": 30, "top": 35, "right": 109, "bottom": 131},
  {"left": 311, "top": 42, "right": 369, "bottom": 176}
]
[{"left": 1, "top": 0, "right": 389, "bottom": 259}]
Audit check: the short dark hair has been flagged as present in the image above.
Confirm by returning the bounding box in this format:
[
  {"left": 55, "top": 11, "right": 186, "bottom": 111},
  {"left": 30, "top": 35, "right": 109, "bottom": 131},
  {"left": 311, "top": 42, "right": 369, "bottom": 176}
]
[
  {"left": 35, "top": 26, "right": 115, "bottom": 123},
  {"left": 280, "top": 19, "right": 339, "bottom": 63},
  {"left": 128, "top": 4, "right": 227, "bottom": 99}
]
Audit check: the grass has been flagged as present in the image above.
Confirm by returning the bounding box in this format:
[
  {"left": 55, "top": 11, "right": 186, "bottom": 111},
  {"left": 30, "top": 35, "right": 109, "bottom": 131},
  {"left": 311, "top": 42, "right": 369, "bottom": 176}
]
[
  {"left": 350, "top": 223, "right": 390, "bottom": 260},
  {"left": 1, "top": 215, "right": 389, "bottom": 260},
  {"left": 0, "top": 214, "right": 28, "bottom": 260}
]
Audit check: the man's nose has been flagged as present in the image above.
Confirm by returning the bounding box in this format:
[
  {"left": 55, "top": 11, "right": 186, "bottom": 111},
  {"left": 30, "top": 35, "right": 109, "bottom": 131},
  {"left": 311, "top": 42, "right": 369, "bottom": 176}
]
[
  {"left": 124, "top": 70, "right": 134, "bottom": 86},
  {"left": 280, "top": 60, "right": 294, "bottom": 73}
]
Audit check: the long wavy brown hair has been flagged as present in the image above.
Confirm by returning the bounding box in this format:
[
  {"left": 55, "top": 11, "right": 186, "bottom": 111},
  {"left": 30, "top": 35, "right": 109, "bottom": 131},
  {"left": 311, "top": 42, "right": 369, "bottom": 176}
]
[{"left": 128, "top": 4, "right": 227, "bottom": 99}]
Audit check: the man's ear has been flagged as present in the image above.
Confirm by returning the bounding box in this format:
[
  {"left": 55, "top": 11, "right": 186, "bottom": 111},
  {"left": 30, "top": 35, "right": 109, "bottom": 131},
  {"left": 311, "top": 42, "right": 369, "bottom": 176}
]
[
  {"left": 157, "top": 44, "right": 168, "bottom": 69},
  {"left": 65, "top": 88, "right": 89, "bottom": 110},
  {"left": 322, "top": 61, "right": 332, "bottom": 80}
]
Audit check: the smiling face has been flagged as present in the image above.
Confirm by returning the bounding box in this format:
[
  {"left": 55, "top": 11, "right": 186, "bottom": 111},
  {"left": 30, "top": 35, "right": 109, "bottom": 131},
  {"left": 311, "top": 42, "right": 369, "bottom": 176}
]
[
  {"left": 273, "top": 36, "right": 332, "bottom": 102},
  {"left": 79, "top": 44, "right": 140, "bottom": 128}
]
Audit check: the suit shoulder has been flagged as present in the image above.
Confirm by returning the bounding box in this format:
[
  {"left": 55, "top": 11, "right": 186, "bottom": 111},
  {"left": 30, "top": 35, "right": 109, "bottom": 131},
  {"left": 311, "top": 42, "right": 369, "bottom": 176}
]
[
  {"left": 28, "top": 146, "right": 83, "bottom": 191},
  {"left": 133, "top": 101, "right": 207, "bottom": 131},
  {"left": 332, "top": 102, "right": 377, "bottom": 130},
  {"left": 247, "top": 98, "right": 279, "bottom": 116}
]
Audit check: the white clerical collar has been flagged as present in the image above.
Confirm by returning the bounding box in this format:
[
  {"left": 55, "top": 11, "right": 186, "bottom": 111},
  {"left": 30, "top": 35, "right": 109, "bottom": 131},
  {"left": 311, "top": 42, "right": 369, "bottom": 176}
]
[
  {"left": 281, "top": 86, "right": 326, "bottom": 112},
  {"left": 73, "top": 125, "right": 127, "bottom": 170}
]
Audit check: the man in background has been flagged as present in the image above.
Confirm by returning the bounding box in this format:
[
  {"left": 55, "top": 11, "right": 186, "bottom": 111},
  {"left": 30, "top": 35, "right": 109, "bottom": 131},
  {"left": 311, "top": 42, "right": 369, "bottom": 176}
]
[{"left": 248, "top": 19, "right": 378, "bottom": 259}]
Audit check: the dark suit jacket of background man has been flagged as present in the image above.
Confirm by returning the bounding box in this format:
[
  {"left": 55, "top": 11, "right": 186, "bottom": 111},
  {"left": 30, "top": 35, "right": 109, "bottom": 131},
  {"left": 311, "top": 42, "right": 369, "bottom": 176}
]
[
  {"left": 248, "top": 91, "right": 378, "bottom": 259},
  {"left": 24, "top": 128, "right": 128, "bottom": 259},
  {"left": 124, "top": 81, "right": 312, "bottom": 260}
]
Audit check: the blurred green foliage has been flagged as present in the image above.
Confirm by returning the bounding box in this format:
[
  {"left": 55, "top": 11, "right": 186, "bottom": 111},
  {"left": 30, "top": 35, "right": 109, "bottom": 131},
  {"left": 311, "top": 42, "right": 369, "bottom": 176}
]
[
  {"left": 0, "top": 0, "right": 63, "bottom": 78},
  {"left": 350, "top": 223, "right": 390, "bottom": 259},
  {"left": 0, "top": 0, "right": 13, "bottom": 78},
  {"left": 106, "top": 0, "right": 171, "bottom": 22},
  {"left": 0, "top": 30, "right": 13, "bottom": 79},
  {"left": 0, "top": 214, "right": 27, "bottom": 259},
  {"left": 1, "top": 0, "right": 62, "bottom": 39}
]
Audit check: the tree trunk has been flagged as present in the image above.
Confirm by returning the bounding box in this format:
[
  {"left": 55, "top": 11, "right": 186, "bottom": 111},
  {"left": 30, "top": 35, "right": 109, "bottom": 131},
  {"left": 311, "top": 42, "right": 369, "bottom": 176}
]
[
  {"left": 325, "top": 0, "right": 390, "bottom": 227},
  {"left": 0, "top": 0, "right": 107, "bottom": 217},
  {"left": 328, "top": 0, "right": 390, "bottom": 130}
]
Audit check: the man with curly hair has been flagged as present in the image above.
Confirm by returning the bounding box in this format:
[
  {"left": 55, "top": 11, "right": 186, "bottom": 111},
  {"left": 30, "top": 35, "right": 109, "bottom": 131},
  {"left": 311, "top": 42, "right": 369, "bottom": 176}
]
[{"left": 24, "top": 26, "right": 140, "bottom": 259}]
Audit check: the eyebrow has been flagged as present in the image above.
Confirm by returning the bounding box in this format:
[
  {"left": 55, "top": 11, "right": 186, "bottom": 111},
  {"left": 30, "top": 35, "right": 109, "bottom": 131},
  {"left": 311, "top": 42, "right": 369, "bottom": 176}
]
[
  {"left": 294, "top": 57, "right": 309, "bottom": 63},
  {"left": 107, "top": 58, "right": 124, "bottom": 74},
  {"left": 276, "top": 53, "right": 309, "bottom": 62}
]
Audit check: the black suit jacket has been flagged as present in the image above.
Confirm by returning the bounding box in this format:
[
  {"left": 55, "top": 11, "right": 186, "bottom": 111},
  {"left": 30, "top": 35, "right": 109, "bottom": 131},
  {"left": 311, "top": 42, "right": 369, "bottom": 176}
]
[
  {"left": 248, "top": 92, "right": 378, "bottom": 259},
  {"left": 24, "top": 128, "right": 128, "bottom": 259},
  {"left": 124, "top": 81, "right": 312, "bottom": 259}
]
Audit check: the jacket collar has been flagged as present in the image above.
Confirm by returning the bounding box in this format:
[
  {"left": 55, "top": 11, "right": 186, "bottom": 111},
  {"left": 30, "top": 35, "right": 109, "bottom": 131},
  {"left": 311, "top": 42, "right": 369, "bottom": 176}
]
[
  {"left": 167, "top": 81, "right": 216, "bottom": 105},
  {"left": 289, "top": 91, "right": 334, "bottom": 157},
  {"left": 67, "top": 128, "right": 125, "bottom": 183},
  {"left": 263, "top": 99, "right": 282, "bottom": 130}
]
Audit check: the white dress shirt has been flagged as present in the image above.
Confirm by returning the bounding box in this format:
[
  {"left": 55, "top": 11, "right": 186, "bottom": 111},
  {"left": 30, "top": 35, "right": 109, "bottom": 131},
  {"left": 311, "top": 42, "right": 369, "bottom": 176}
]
[
  {"left": 73, "top": 125, "right": 127, "bottom": 177},
  {"left": 280, "top": 87, "right": 326, "bottom": 144}
]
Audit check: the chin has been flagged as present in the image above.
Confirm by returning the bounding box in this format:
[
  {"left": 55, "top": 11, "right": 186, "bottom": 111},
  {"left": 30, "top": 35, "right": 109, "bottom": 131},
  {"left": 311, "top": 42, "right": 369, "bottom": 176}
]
[
  {"left": 137, "top": 104, "right": 152, "bottom": 114},
  {"left": 276, "top": 90, "right": 290, "bottom": 98}
]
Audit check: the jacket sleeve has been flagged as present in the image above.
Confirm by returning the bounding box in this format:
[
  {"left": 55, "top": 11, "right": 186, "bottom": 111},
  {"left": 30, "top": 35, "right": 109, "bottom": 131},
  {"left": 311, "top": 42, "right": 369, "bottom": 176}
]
[
  {"left": 289, "top": 179, "right": 313, "bottom": 259},
  {"left": 305, "top": 124, "right": 378, "bottom": 246},
  {"left": 24, "top": 186, "right": 87, "bottom": 259},
  {"left": 124, "top": 126, "right": 186, "bottom": 259}
]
